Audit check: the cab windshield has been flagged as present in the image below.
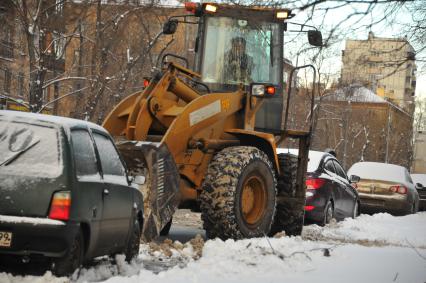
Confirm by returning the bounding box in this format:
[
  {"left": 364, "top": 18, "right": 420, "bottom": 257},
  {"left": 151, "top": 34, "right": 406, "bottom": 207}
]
[{"left": 201, "top": 16, "right": 281, "bottom": 91}]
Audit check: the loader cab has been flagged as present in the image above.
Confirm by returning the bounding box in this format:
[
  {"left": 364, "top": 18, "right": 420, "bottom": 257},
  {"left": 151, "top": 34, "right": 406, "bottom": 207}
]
[
  {"left": 192, "top": 4, "right": 285, "bottom": 95},
  {"left": 188, "top": 3, "right": 289, "bottom": 133}
]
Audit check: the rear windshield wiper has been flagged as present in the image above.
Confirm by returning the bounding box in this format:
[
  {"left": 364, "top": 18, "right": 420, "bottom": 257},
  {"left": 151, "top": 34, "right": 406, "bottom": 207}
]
[{"left": 0, "top": 140, "right": 40, "bottom": 166}]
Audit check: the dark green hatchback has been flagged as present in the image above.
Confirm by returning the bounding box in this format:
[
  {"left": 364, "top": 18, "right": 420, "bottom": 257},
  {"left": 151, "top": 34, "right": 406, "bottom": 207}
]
[{"left": 0, "top": 110, "right": 144, "bottom": 276}]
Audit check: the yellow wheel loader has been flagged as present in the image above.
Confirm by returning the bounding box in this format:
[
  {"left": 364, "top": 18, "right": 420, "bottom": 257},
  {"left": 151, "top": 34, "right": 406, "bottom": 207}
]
[{"left": 103, "top": 3, "right": 323, "bottom": 241}]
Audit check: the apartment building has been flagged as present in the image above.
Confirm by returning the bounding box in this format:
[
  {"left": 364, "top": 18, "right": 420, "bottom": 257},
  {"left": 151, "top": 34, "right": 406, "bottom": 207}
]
[{"left": 341, "top": 32, "right": 416, "bottom": 113}]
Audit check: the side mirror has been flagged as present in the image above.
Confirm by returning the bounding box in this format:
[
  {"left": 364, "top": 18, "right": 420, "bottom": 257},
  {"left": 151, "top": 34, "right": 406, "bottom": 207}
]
[
  {"left": 126, "top": 174, "right": 134, "bottom": 185},
  {"left": 308, "top": 30, "right": 323, "bottom": 47},
  {"left": 163, "top": 19, "right": 178, "bottom": 35},
  {"left": 349, "top": 175, "right": 360, "bottom": 183}
]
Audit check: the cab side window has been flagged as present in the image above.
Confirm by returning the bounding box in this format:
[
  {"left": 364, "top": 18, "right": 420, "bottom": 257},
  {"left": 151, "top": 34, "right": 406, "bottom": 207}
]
[
  {"left": 92, "top": 132, "right": 126, "bottom": 177},
  {"left": 71, "top": 129, "right": 99, "bottom": 177}
]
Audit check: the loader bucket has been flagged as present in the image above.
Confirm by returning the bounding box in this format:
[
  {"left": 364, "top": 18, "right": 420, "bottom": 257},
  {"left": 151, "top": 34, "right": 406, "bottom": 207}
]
[{"left": 116, "top": 141, "right": 180, "bottom": 241}]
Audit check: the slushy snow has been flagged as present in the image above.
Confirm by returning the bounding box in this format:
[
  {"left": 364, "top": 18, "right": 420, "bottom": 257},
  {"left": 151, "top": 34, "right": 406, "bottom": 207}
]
[{"left": 1, "top": 213, "right": 425, "bottom": 283}]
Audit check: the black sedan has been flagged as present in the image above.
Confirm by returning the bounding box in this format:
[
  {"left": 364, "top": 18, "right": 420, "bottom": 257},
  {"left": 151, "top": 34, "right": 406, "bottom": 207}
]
[
  {"left": 277, "top": 149, "right": 360, "bottom": 225},
  {"left": 0, "top": 111, "right": 144, "bottom": 276}
]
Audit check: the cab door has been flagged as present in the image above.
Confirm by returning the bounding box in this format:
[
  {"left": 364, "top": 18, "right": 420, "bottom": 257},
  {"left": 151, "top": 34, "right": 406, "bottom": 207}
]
[{"left": 91, "top": 130, "right": 133, "bottom": 253}]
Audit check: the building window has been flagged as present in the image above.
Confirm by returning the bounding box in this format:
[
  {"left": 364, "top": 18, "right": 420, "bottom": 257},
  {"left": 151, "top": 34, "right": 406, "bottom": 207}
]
[
  {"left": 17, "top": 72, "right": 24, "bottom": 97},
  {"left": 53, "top": 32, "right": 66, "bottom": 60},
  {"left": 42, "top": 86, "right": 50, "bottom": 103},
  {"left": 45, "top": 31, "right": 66, "bottom": 60},
  {"left": 0, "top": 25, "right": 13, "bottom": 59},
  {"left": 1, "top": 68, "right": 12, "bottom": 93},
  {"left": 55, "top": 0, "right": 64, "bottom": 14}
]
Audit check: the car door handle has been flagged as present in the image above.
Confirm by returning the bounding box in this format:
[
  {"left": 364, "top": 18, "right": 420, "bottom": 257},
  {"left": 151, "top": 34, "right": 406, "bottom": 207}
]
[{"left": 103, "top": 189, "right": 110, "bottom": 195}]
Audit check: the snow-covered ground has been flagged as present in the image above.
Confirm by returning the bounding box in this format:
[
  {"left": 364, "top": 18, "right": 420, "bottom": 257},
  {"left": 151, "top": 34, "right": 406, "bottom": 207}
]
[{"left": 1, "top": 212, "right": 426, "bottom": 283}]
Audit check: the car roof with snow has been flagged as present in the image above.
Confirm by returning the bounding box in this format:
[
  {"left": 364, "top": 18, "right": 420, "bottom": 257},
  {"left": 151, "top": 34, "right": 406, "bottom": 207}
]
[
  {"left": 0, "top": 110, "right": 106, "bottom": 133},
  {"left": 276, "top": 148, "right": 333, "bottom": 173},
  {"left": 347, "top": 161, "right": 411, "bottom": 184},
  {"left": 411, "top": 174, "right": 426, "bottom": 186}
]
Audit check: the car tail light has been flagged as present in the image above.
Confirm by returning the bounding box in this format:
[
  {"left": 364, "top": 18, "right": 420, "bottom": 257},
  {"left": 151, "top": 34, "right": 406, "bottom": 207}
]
[
  {"left": 49, "top": 191, "right": 71, "bottom": 221},
  {"left": 306, "top": 178, "right": 326, "bottom": 190},
  {"left": 389, "top": 185, "right": 407, "bottom": 195},
  {"left": 305, "top": 205, "right": 315, "bottom": 211}
]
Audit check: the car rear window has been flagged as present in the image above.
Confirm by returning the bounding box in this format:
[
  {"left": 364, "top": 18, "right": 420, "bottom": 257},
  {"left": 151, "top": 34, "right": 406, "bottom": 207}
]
[
  {"left": 0, "top": 119, "right": 62, "bottom": 177},
  {"left": 347, "top": 162, "right": 407, "bottom": 184}
]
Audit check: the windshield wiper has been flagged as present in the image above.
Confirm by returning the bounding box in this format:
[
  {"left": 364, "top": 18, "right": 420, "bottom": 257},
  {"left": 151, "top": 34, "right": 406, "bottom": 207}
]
[{"left": 0, "top": 140, "right": 40, "bottom": 166}]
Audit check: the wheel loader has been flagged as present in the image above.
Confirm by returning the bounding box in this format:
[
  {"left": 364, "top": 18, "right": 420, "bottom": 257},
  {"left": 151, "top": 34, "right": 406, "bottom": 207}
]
[{"left": 103, "top": 2, "right": 322, "bottom": 241}]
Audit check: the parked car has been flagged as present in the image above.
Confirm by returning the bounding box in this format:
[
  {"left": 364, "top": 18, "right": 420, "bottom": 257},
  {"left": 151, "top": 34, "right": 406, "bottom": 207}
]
[
  {"left": 0, "top": 110, "right": 144, "bottom": 276},
  {"left": 276, "top": 149, "right": 360, "bottom": 225},
  {"left": 411, "top": 174, "right": 426, "bottom": 211},
  {"left": 347, "top": 162, "right": 419, "bottom": 215}
]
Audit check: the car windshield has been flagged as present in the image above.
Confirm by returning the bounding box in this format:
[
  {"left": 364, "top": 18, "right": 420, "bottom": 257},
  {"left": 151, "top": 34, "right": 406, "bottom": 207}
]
[
  {"left": 201, "top": 16, "right": 280, "bottom": 90},
  {"left": 348, "top": 162, "right": 407, "bottom": 184},
  {"left": 0, "top": 119, "right": 62, "bottom": 178}
]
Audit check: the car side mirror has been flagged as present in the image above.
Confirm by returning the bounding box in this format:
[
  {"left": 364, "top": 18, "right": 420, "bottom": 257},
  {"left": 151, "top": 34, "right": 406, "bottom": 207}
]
[
  {"left": 163, "top": 19, "right": 178, "bottom": 35},
  {"left": 350, "top": 175, "right": 360, "bottom": 183},
  {"left": 308, "top": 30, "right": 323, "bottom": 47}
]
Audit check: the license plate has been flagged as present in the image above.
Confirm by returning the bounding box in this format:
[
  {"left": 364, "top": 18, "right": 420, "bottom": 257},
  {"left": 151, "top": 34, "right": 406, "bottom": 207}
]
[{"left": 0, "top": 231, "right": 12, "bottom": 247}]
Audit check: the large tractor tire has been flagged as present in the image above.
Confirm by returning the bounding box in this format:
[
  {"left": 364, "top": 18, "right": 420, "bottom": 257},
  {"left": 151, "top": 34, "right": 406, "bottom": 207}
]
[
  {"left": 200, "top": 146, "right": 277, "bottom": 240},
  {"left": 270, "top": 153, "right": 305, "bottom": 236}
]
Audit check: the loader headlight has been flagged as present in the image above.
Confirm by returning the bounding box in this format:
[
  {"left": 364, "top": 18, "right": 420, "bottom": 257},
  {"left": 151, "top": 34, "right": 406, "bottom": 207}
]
[
  {"left": 251, "top": 84, "right": 276, "bottom": 97},
  {"left": 276, "top": 10, "right": 290, "bottom": 19},
  {"left": 251, "top": 84, "right": 265, "bottom": 96},
  {"left": 204, "top": 4, "right": 218, "bottom": 13}
]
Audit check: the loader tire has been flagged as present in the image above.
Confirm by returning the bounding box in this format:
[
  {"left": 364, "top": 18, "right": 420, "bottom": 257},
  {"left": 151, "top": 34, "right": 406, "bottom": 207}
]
[
  {"left": 200, "top": 146, "right": 277, "bottom": 240},
  {"left": 270, "top": 153, "right": 305, "bottom": 236}
]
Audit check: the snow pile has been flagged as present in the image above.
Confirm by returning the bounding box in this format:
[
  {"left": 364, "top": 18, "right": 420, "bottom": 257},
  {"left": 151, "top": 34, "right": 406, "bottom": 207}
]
[
  {"left": 1, "top": 213, "right": 426, "bottom": 283},
  {"left": 303, "top": 212, "right": 426, "bottom": 248},
  {"left": 0, "top": 271, "right": 67, "bottom": 283},
  {"left": 73, "top": 235, "right": 204, "bottom": 282}
]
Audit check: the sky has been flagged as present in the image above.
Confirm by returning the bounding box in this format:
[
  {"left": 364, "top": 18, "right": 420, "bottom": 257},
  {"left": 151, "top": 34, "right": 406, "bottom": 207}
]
[{"left": 282, "top": 1, "right": 425, "bottom": 99}]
